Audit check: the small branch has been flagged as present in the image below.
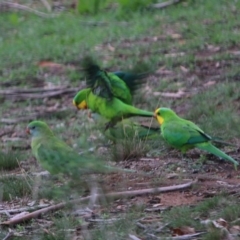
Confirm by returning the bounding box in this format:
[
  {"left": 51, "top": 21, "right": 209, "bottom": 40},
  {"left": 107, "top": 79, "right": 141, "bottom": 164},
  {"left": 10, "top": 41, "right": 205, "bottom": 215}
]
[
  {"left": 2, "top": 231, "right": 13, "bottom": 240},
  {"left": 0, "top": 88, "right": 77, "bottom": 100},
  {"left": 0, "top": 204, "right": 50, "bottom": 215},
  {"left": 0, "top": 108, "right": 72, "bottom": 124},
  {"left": 0, "top": 86, "right": 73, "bottom": 94},
  {"left": 128, "top": 234, "right": 142, "bottom": 240},
  {"left": 147, "top": 232, "right": 205, "bottom": 240},
  {"left": 0, "top": 1, "right": 56, "bottom": 18},
  {"left": 0, "top": 180, "right": 197, "bottom": 226},
  {"left": 40, "top": 0, "right": 51, "bottom": 12},
  {"left": 150, "top": 0, "right": 183, "bottom": 9}
]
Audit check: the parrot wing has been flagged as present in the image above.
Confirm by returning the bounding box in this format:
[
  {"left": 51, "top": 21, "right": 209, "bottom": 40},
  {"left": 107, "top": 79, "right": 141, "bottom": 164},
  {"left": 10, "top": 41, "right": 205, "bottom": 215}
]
[
  {"left": 162, "top": 120, "right": 211, "bottom": 149},
  {"left": 35, "top": 138, "right": 80, "bottom": 175},
  {"left": 83, "top": 56, "right": 113, "bottom": 100}
]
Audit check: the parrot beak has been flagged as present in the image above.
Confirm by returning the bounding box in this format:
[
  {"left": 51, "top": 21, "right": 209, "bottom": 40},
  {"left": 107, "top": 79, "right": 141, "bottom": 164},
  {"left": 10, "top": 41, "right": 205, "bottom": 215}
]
[
  {"left": 153, "top": 112, "right": 157, "bottom": 118},
  {"left": 26, "top": 127, "right": 30, "bottom": 134}
]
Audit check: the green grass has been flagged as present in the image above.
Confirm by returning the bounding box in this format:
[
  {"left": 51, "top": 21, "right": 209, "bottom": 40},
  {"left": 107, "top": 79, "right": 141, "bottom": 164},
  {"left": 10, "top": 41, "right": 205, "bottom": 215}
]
[
  {"left": 0, "top": 151, "right": 23, "bottom": 170},
  {"left": 0, "top": 176, "right": 32, "bottom": 201}
]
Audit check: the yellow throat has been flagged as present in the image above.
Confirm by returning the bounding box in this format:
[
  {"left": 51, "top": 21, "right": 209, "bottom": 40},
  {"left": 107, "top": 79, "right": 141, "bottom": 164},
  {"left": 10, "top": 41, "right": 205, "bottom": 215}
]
[
  {"left": 157, "top": 115, "right": 164, "bottom": 125},
  {"left": 154, "top": 109, "right": 164, "bottom": 125},
  {"left": 73, "top": 100, "right": 88, "bottom": 109}
]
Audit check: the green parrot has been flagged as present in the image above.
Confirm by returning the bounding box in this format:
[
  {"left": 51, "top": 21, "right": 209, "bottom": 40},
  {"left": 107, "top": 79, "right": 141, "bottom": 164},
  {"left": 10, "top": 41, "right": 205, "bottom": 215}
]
[
  {"left": 26, "top": 121, "right": 135, "bottom": 176},
  {"left": 154, "top": 108, "right": 239, "bottom": 168},
  {"left": 73, "top": 57, "right": 154, "bottom": 129}
]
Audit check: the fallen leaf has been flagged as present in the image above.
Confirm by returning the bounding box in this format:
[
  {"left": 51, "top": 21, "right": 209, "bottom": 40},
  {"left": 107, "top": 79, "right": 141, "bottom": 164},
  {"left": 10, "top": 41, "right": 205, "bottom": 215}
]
[
  {"left": 229, "top": 225, "right": 240, "bottom": 234},
  {"left": 216, "top": 218, "right": 228, "bottom": 228},
  {"left": 203, "top": 81, "right": 216, "bottom": 87},
  {"left": 107, "top": 43, "right": 115, "bottom": 52},
  {"left": 37, "top": 61, "right": 65, "bottom": 69},
  {"left": 180, "top": 66, "right": 189, "bottom": 73},
  {"left": 172, "top": 226, "right": 195, "bottom": 236},
  {"left": 170, "top": 33, "right": 182, "bottom": 39}
]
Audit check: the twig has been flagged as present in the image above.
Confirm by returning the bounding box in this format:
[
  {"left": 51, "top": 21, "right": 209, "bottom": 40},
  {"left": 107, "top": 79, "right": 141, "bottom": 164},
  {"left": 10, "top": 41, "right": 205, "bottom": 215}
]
[
  {"left": 147, "top": 232, "right": 205, "bottom": 240},
  {"left": 150, "top": 0, "right": 183, "bottom": 9},
  {"left": 0, "top": 204, "right": 50, "bottom": 215},
  {"left": 0, "top": 1, "right": 57, "bottom": 18},
  {"left": 128, "top": 234, "right": 142, "bottom": 240},
  {"left": 0, "top": 86, "right": 73, "bottom": 94},
  {"left": 78, "top": 20, "right": 129, "bottom": 26},
  {"left": 2, "top": 231, "right": 13, "bottom": 240},
  {"left": 0, "top": 180, "right": 197, "bottom": 226},
  {"left": 1, "top": 88, "right": 76, "bottom": 100},
  {"left": 40, "top": 0, "right": 51, "bottom": 12},
  {"left": 155, "top": 222, "right": 170, "bottom": 233},
  {"left": 0, "top": 108, "right": 71, "bottom": 124}
]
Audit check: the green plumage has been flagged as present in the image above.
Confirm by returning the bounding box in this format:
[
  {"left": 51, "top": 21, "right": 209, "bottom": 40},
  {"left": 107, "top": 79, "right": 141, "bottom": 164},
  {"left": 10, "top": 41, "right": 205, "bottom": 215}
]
[
  {"left": 155, "top": 108, "right": 239, "bottom": 168},
  {"left": 27, "top": 121, "right": 135, "bottom": 176},
  {"left": 80, "top": 57, "right": 154, "bottom": 128}
]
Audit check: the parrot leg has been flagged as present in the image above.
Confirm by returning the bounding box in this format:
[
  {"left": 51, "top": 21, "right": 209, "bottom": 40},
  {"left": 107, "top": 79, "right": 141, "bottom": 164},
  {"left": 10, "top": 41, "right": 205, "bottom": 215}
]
[{"left": 104, "top": 121, "right": 116, "bottom": 131}]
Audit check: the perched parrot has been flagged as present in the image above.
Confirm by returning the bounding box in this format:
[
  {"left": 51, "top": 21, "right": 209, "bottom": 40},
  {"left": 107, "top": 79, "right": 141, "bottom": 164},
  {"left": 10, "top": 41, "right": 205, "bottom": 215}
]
[
  {"left": 26, "top": 121, "right": 135, "bottom": 176},
  {"left": 154, "top": 108, "right": 239, "bottom": 168},
  {"left": 73, "top": 57, "right": 154, "bottom": 129}
]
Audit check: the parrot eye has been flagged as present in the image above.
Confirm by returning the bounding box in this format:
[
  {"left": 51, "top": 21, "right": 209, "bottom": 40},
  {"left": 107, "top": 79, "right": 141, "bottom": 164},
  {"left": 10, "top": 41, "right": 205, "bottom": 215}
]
[{"left": 31, "top": 126, "right": 36, "bottom": 130}]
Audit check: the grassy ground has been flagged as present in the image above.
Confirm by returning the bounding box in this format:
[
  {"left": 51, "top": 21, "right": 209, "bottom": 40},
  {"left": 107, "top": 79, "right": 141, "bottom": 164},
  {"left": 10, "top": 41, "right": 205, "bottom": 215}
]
[{"left": 1, "top": 0, "right": 240, "bottom": 239}]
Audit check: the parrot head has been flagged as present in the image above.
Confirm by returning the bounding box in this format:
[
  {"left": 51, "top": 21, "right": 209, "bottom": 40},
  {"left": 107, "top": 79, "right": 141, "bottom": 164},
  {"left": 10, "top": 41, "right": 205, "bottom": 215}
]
[
  {"left": 154, "top": 108, "right": 178, "bottom": 125},
  {"left": 26, "top": 121, "right": 54, "bottom": 138},
  {"left": 72, "top": 88, "right": 91, "bottom": 110}
]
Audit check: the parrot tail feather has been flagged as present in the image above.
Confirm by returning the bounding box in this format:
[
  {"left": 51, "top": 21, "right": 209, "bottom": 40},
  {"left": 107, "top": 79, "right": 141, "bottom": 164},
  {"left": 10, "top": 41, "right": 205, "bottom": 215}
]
[{"left": 197, "top": 143, "right": 239, "bottom": 167}]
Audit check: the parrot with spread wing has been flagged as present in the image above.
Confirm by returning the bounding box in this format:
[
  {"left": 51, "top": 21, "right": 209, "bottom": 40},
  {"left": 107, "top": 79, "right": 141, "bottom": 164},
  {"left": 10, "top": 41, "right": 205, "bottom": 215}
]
[
  {"left": 73, "top": 57, "right": 154, "bottom": 129},
  {"left": 26, "top": 121, "right": 135, "bottom": 176},
  {"left": 154, "top": 108, "right": 239, "bottom": 168}
]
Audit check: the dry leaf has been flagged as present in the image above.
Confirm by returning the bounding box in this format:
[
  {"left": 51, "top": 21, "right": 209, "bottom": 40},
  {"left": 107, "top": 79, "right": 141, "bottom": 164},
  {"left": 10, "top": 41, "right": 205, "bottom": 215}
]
[
  {"left": 172, "top": 226, "right": 195, "bottom": 236},
  {"left": 107, "top": 43, "right": 115, "bottom": 52},
  {"left": 170, "top": 33, "right": 182, "bottom": 39},
  {"left": 180, "top": 66, "right": 189, "bottom": 73},
  {"left": 216, "top": 218, "right": 228, "bottom": 228},
  {"left": 203, "top": 81, "right": 216, "bottom": 87},
  {"left": 229, "top": 225, "right": 240, "bottom": 234},
  {"left": 37, "top": 61, "right": 65, "bottom": 69}
]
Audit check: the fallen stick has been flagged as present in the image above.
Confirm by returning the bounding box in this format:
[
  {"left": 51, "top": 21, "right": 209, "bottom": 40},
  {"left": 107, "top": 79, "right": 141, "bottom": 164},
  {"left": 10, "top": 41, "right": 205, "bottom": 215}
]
[
  {"left": 1, "top": 88, "right": 76, "bottom": 100},
  {"left": 147, "top": 232, "right": 205, "bottom": 240},
  {"left": 128, "top": 234, "right": 142, "bottom": 240},
  {"left": 0, "top": 1, "right": 57, "bottom": 18},
  {"left": 0, "top": 108, "right": 71, "bottom": 124},
  {"left": 150, "top": 0, "right": 183, "bottom": 9},
  {"left": 0, "top": 180, "right": 197, "bottom": 226},
  {"left": 0, "top": 86, "right": 74, "bottom": 94},
  {"left": 0, "top": 204, "right": 50, "bottom": 215}
]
